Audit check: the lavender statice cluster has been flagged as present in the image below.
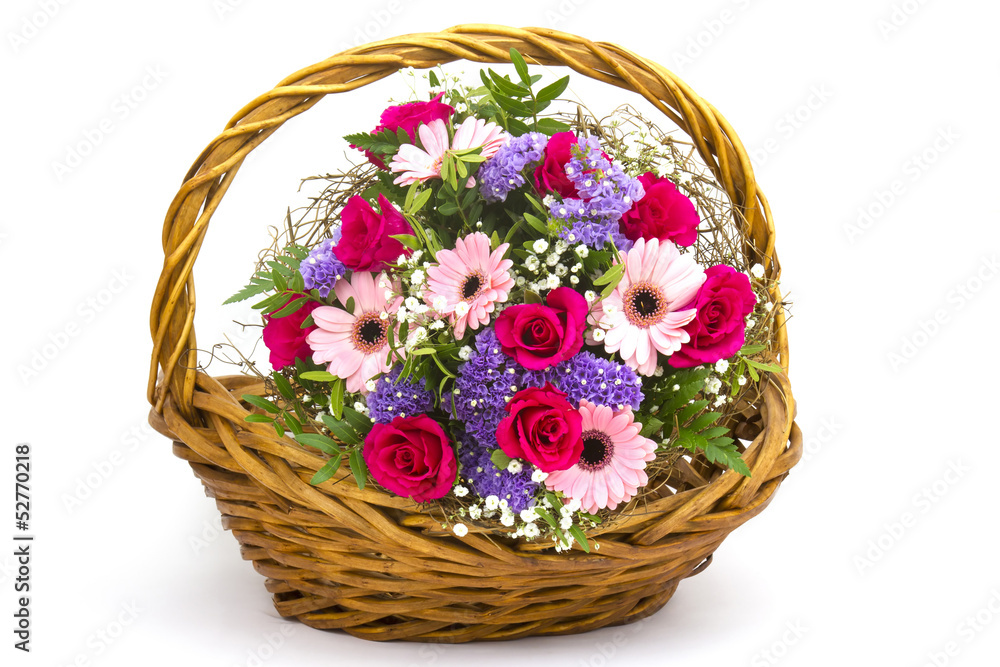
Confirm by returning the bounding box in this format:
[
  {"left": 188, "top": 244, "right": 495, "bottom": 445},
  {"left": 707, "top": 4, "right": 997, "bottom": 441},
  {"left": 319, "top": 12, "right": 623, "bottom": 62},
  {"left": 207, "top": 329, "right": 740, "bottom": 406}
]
[
  {"left": 366, "top": 366, "right": 435, "bottom": 424},
  {"left": 550, "top": 135, "right": 645, "bottom": 250},
  {"left": 300, "top": 238, "right": 346, "bottom": 298},
  {"left": 477, "top": 132, "right": 548, "bottom": 203},
  {"left": 454, "top": 329, "right": 523, "bottom": 448},
  {"left": 521, "top": 351, "right": 644, "bottom": 411},
  {"left": 456, "top": 426, "right": 538, "bottom": 513}
]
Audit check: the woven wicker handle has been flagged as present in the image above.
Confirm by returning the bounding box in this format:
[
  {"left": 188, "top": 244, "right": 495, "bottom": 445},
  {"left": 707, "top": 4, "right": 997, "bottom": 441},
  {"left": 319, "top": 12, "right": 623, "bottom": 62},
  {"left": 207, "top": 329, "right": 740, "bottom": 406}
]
[{"left": 148, "top": 24, "right": 783, "bottom": 420}]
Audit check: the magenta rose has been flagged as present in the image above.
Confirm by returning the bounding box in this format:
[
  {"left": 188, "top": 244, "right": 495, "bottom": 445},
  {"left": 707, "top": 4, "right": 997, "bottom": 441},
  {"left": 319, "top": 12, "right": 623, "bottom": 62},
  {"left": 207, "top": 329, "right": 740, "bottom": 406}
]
[
  {"left": 363, "top": 414, "right": 458, "bottom": 503},
  {"left": 619, "top": 172, "right": 700, "bottom": 247},
  {"left": 494, "top": 287, "right": 588, "bottom": 370},
  {"left": 669, "top": 265, "right": 756, "bottom": 368},
  {"left": 352, "top": 92, "right": 455, "bottom": 169},
  {"left": 332, "top": 194, "right": 413, "bottom": 272},
  {"left": 496, "top": 384, "right": 583, "bottom": 473},
  {"left": 262, "top": 296, "right": 320, "bottom": 370},
  {"left": 533, "top": 131, "right": 580, "bottom": 198}
]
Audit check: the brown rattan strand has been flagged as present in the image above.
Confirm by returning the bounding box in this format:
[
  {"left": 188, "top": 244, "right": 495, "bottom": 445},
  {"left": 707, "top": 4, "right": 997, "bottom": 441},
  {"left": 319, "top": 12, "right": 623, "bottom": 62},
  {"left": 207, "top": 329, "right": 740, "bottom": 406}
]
[{"left": 147, "top": 25, "right": 800, "bottom": 642}]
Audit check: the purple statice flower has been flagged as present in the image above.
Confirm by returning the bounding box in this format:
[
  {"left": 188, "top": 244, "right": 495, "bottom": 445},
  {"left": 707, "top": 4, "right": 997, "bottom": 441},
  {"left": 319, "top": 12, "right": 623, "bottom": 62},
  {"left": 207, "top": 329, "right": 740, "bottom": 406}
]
[
  {"left": 549, "top": 135, "right": 645, "bottom": 251},
  {"left": 456, "top": 425, "right": 538, "bottom": 513},
  {"left": 299, "top": 237, "right": 346, "bottom": 299},
  {"left": 366, "top": 366, "right": 435, "bottom": 424},
  {"left": 454, "top": 328, "right": 523, "bottom": 449},
  {"left": 477, "top": 132, "right": 549, "bottom": 203},
  {"left": 521, "top": 351, "right": 644, "bottom": 411}
]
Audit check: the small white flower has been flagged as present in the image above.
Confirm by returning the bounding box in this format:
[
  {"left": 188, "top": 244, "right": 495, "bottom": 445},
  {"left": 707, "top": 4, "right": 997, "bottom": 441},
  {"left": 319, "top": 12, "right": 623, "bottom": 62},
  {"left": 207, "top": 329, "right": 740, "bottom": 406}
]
[
  {"left": 384, "top": 290, "right": 395, "bottom": 301},
  {"left": 458, "top": 345, "right": 473, "bottom": 361},
  {"left": 585, "top": 290, "right": 597, "bottom": 302},
  {"left": 571, "top": 263, "right": 582, "bottom": 273},
  {"left": 565, "top": 497, "right": 582, "bottom": 513},
  {"left": 546, "top": 253, "right": 560, "bottom": 267},
  {"left": 746, "top": 318, "right": 757, "bottom": 328},
  {"left": 560, "top": 505, "right": 573, "bottom": 518},
  {"left": 353, "top": 401, "right": 368, "bottom": 414},
  {"left": 555, "top": 263, "right": 568, "bottom": 277},
  {"left": 715, "top": 359, "right": 730, "bottom": 373},
  {"left": 750, "top": 263, "right": 765, "bottom": 279},
  {"left": 380, "top": 310, "right": 390, "bottom": 321},
  {"left": 395, "top": 254, "right": 408, "bottom": 266},
  {"left": 591, "top": 328, "right": 606, "bottom": 342},
  {"left": 575, "top": 244, "right": 590, "bottom": 258},
  {"left": 453, "top": 485, "right": 469, "bottom": 498},
  {"left": 365, "top": 379, "right": 377, "bottom": 392},
  {"left": 484, "top": 495, "right": 500, "bottom": 511},
  {"left": 453, "top": 523, "right": 469, "bottom": 537},
  {"left": 737, "top": 376, "right": 747, "bottom": 386},
  {"left": 454, "top": 301, "right": 470, "bottom": 317},
  {"left": 653, "top": 366, "right": 664, "bottom": 377},
  {"left": 468, "top": 505, "right": 482, "bottom": 520},
  {"left": 672, "top": 384, "right": 680, "bottom": 391},
  {"left": 411, "top": 250, "right": 423, "bottom": 263},
  {"left": 429, "top": 319, "right": 445, "bottom": 330},
  {"left": 520, "top": 507, "right": 538, "bottom": 523},
  {"left": 507, "top": 459, "right": 523, "bottom": 474},
  {"left": 498, "top": 498, "right": 509, "bottom": 510},
  {"left": 714, "top": 394, "right": 727, "bottom": 407},
  {"left": 515, "top": 276, "right": 526, "bottom": 286},
  {"left": 532, "top": 239, "right": 549, "bottom": 254},
  {"left": 542, "top": 195, "right": 557, "bottom": 208},
  {"left": 554, "top": 239, "right": 569, "bottom": 254},
  {"left": 545, "top": 274, "right": 561, "bottom": 290},
  {"left": 559, "top": 517, "right": 574, "bottom": 530},
  {"left": 500, "top": 511, "right": 515, "bottom": 527},
  {"left": 531, "top": 468, "right": 549, "bottom": 483},
  {"left": 432, "top": 295, "right": 448, "bottom": 312},
  {"left": 523, "top": 523, "right": 540, "bottom": 539},
  {"left": 569, "top": 275, "right": 580, "bottom": 285},
  {"left": 764, "top": 301, "right": 774, "bottom": 312},
  {"left": 404, "top": 296, "right": 420, "bottom": 311},
  {"left": 705, "top": 376, "right": 723, "bottom": 394}
]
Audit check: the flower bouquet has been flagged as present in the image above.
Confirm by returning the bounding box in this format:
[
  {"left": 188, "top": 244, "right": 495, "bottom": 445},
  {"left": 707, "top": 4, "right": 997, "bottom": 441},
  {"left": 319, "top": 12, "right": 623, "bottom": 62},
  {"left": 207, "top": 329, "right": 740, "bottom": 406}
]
[
  {"left": 227, "top": 51, "right": 783, "bottom": 551},
  {"left": 149, "top": 26, "right": 799, "bottom": 642}
]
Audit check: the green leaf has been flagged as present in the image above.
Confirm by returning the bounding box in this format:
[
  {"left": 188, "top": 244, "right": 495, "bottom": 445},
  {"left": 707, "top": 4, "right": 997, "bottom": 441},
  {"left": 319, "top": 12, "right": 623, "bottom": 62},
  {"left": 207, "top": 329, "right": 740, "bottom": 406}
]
[
  {"left": 429, "top": 69, "right": 440, "bottom": 87},
  {"left": 507, "top": 117, "right": 532, "bottom": 136},
  {"left": 390, "top": 233, "right": 422, "bottom": 251},
  {"left": 488, "top": 69, "right": 530, "bottom": 97},
  {"left": 299, "top": 371, "right": 338, "bottom": 382},
  {"left": 404, "top": 180, "right": 418, "bottom": 210},
  {"left": 310, "top": 453, "right": 343, "bottom": 485},
  {"left": 329, "top": 378, "right": 345, "bottom": 420},
  {"left": 490, "top": 449, "right": 513, "bottom": 471},
  {"left": 677, "top": 399, "right": 710, "bottom": 424},
  {"left": 342, "top": 406, "right": 373, "bottom": 438},
  {"left": 509, "top": 48, "right": 531, "bottom": 86},
  {"left": 593, "top": 262, "right": 625, "bottom": 286},
  {"left": 688, "top": 411, "right": 722, "bottom": 432},
  {"left": 272, "top": 372, "right": 294, "bottom": 400},
  {"left": 523, "top": 212, "right": 549, "bottom": 235},
  {"left": 534, "top": 507, "right": 558, "bottom": 531},
  {"left": 320, "top": 414, "right": 358, "bottom": 445},
  {"left": 243, "top": 414, "right": 274, "bottom": 424},
  {"left": 269, "top": 296, "right": 306, "bottom": 319},
  {"left": 639, "top": 417, "right": 665, "bottom": 439},
  {"left": 243, "top": 394, "right": 281, "bottom": 414},
  {"left": 349, "top": 449, "right": 368, "bottom": 490},
  {"left": 523, "top": 290, "right": 543, "bottom": 305},
  {"left": 492, "top": 94, "right": 533, "bottom": 117},
  {"left": 224, "top": 281, "right": 272, "bottom": 304},
  {"left": 745, "top": 359, "right": 783, "bottom": 373},
  {"left": 294, "top": 432, "right": 341, "bottom": 455},
  {"left": 411, "top": 188, "right": 433, "bottom": 214},
  {"left": 273, "top": 421, "right": 285, "bottom": 438},
  {"left": 739, "top": 343, "right": 767, "bottom": 355},
  {"left": 569, "top": 525, "right": 591, "bottom": 553},
  {"left": 535, "top": 117, "right": 571, "bottom": 136},
  {"left": 536, "top": 75, "right": 570, "bottom": 103}
]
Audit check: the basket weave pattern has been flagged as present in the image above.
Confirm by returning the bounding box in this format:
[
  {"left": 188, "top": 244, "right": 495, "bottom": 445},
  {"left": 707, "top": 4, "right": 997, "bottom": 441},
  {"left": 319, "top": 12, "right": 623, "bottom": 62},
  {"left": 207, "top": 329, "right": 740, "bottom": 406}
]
[{"left": 147, "top": 25, "right": 801, "bottom": 642}]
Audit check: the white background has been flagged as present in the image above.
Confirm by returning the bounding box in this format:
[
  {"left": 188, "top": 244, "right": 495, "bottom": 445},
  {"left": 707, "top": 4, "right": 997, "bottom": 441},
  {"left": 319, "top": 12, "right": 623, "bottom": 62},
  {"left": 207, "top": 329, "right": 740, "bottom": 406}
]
[{"left": 3, "top": 1, "right": 999, "bottom": 666}]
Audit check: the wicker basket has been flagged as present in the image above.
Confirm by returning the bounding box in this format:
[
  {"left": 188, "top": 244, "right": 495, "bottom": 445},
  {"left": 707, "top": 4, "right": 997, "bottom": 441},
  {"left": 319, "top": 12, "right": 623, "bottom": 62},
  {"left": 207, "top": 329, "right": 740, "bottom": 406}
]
[{"left": 147, "top": 24, "right": 801, "bottom": 643}]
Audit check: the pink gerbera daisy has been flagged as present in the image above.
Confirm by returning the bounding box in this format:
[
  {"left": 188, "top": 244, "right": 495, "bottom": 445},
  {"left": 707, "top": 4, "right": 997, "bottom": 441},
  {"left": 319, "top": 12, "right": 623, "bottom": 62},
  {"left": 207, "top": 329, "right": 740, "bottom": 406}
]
[
  {"left": 389, "top": 116, "right": 507, "bottom": 187},
  {"left": 305, "top": 271, "right": 403, "bottom": 394},
  {"left": 424, "top": 232, "right": 514, "bottom": 339},
  {"left": 545, "top": 400, "right": 656, "bottom": 514},
  {"left": 589, "top": 238, "right": 706, "bottom": 375}
]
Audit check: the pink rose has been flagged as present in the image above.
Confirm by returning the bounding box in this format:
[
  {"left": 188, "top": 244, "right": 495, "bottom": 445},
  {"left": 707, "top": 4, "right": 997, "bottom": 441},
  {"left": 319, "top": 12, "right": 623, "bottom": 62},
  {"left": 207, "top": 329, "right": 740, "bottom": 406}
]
[
  {"left": 496, "top": 384, "right": 583, "bottom": 473},
  {"left": 619, "top": 172, "right": 700, "bottom": 247},
  {"left": 353, "top": 92, "right": 455, "bottom": 169},
  {"left": 669, "top": 265, "right": 756, "bottom": 368},
  {"left": 494, "top": 287, "right": 588, "bottom": 370},
  {"left": 533, "top": 131, "right": 580, "bottom": 198},
  {"left": 262, "top": 296, "right": 320, "bottom": 370},
  {"left": 363, "top": 414, "right": 458, "bottom": 503},
  {"left": 332, "top": 194, "right": 413, "bottom": 272}
]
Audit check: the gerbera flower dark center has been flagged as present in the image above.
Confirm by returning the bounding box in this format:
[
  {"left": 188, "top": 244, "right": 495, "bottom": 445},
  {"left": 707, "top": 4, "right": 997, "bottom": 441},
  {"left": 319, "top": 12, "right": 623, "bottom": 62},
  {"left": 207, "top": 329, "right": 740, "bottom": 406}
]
[
  {"left": 579, "top": 430, "right": 614, "bottom": 471},
  {"left": 623, "top": 282, "right": 667, "bottom": 327},
  {"left": 352, "top": 312, "right": 388, "bottom": 354},
  {"left": 462, "top": 271, "right": 486, "bottom": 301}
]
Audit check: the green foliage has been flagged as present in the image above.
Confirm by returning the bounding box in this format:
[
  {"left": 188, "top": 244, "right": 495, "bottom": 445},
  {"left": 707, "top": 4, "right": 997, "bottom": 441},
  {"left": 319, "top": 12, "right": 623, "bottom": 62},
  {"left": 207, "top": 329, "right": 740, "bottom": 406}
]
[
  {"left": 224, "top": 244, "right": 308, "bottom": 305},
  {"left": 470, "top": 48, "right": 572, "bottom": 135}
]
